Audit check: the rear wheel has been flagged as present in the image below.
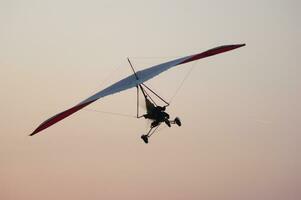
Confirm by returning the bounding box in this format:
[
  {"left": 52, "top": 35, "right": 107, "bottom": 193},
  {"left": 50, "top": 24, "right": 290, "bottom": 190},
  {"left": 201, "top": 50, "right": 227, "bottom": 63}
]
[{"left": 174, "top": 117, "right": 181, "bottom": 126}]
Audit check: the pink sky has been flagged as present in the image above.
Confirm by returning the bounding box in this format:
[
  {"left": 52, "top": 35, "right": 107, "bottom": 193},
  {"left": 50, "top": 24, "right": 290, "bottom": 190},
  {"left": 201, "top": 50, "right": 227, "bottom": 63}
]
[{"left": 1, "top": 0, "right": 300, "bottom": 199}]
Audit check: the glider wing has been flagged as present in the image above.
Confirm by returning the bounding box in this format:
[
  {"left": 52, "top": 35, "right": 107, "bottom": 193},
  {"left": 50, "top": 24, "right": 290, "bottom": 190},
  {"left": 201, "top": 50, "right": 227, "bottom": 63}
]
[{"left": 30, "top": 44, "right": 245, "bottom": 136}]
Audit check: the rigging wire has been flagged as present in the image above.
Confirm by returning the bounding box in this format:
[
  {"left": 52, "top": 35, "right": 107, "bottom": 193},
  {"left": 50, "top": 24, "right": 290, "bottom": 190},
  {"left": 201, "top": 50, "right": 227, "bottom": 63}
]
[
  {"left": 168, "top": 61, "right": 198, "bottom": 104},
  {"left": 83, "top": 108, "right": 136, "bottom": 118},
  {"left": 82, "top": 60, "right": 135, "bottom": 118},
  {"left": 130, "top": 56, "right": 198, "bottom": 105},
  {"left": 129, "top": 56, "right": 180, "bottom": 59},
  {"left": 129, "top": 56, "right": 198, "bottom": 106}
]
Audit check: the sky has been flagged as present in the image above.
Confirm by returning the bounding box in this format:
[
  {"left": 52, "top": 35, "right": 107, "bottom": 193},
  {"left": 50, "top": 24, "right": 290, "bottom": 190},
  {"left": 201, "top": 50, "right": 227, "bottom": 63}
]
[{"left": 0, "top": 0, "right": 300, "bottom": 199}]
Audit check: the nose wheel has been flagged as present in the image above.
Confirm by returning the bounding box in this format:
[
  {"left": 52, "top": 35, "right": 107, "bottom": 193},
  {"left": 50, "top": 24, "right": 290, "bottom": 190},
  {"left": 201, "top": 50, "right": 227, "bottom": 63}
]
[{"left": 141, "top": 135, "right": 149, "bottom": 144}]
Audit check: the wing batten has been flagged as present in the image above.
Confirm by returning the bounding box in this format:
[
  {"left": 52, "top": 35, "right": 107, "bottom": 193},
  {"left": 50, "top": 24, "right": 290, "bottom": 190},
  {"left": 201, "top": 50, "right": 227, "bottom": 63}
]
[{"left": 31, "top": 44, "right": 245, "bottom": 135}]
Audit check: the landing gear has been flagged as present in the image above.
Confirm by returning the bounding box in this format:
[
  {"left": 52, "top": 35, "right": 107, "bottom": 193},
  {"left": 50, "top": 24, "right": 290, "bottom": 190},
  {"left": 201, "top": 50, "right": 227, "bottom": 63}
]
[
  {"left": 168, "top": 117, "right": 181, "bottom": 127},
  {"left": 141, "top": 124, "right": 160, "bottom": 144},
  {"left": 141, "top": 117, "right": 182, "bottom": 144},
  {"left": 151, "top": 121, "right": 159, "bottom": 128}
]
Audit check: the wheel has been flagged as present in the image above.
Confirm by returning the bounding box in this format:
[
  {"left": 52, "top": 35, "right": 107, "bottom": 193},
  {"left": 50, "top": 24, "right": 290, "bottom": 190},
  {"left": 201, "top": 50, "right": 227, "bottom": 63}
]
[
  {"left": 141, "top": 135, "right": 149, "bottom": 144},
  {"left": 165, "top": 119, "right": 171, "bottom": 127},
  {"left": 174, "top": 117, "right": 181, "bottom": 126}
]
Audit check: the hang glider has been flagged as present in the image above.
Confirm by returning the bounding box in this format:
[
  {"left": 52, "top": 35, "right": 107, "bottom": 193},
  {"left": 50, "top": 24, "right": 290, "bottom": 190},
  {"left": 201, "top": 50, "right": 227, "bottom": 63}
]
[{"left": 30, "top": 44, "right": 245, "bottom": 137}]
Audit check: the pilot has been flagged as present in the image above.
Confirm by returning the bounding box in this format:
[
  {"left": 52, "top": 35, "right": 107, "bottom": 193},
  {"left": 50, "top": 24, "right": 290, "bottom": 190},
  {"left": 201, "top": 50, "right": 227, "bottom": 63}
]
[{"left": 150, "top": 106, "right": 170, "bottom": 128}]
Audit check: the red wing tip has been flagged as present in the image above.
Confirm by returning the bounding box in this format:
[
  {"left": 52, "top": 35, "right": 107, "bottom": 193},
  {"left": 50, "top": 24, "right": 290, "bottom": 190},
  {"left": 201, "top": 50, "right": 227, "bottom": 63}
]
[
  {"left": 30, "top": 124, "right": 46, "bottom": 136},
  {"left": 29, "top": 131, "right": 38, "bottom": 136},
  {"left": 236, "top": 43, "right": 246, "bottom": 47},
  {"left": 29, "top": 100, "right": 96, "bottom": 137}
]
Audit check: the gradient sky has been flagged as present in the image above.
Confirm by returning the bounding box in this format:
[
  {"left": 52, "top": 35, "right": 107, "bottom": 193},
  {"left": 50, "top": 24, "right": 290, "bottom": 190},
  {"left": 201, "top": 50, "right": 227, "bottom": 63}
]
[{"left": 1, "top": 0, "right": 300, "bottom": 199}]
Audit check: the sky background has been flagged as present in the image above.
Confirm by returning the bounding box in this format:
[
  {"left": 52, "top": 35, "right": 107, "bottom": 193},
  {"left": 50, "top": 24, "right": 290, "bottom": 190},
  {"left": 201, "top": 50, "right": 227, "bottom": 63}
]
[{"left": 1, "top": 0, "right": 300, "bottom": 199}]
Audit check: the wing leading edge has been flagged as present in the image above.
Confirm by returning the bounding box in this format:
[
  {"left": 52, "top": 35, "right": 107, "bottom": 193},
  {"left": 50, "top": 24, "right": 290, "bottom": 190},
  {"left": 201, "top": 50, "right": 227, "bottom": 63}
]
[{"left": 30, "top": 43, "right": 245, "bottom": 136}]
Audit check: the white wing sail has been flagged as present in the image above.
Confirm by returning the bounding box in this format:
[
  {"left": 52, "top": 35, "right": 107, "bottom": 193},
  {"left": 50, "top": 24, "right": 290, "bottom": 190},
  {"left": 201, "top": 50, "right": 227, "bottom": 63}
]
[{"left": 30, "top": 44, "right": 245, "bottom": 135}]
